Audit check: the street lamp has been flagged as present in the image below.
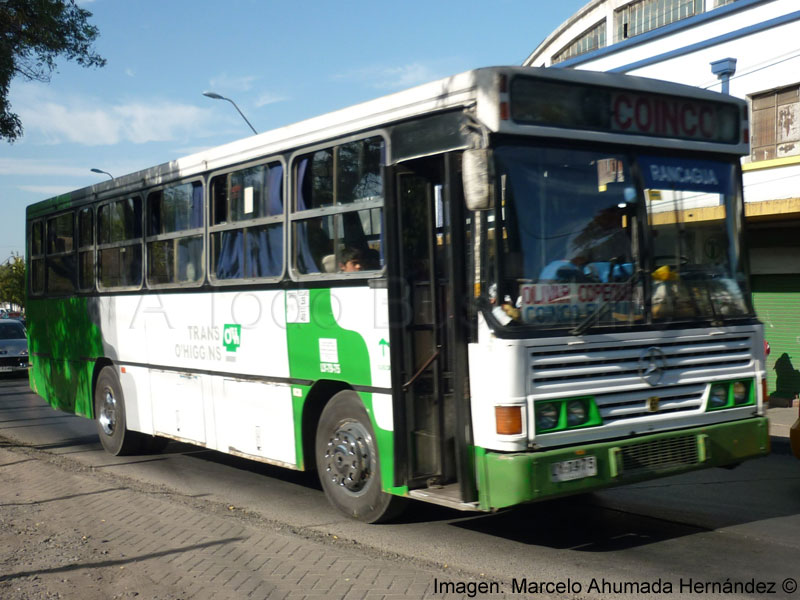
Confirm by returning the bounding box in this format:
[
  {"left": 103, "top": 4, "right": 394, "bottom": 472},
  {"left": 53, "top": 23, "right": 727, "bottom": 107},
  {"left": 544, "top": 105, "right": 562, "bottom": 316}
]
[
  {"left": 90, "top": 168, "right": 113, "bottom": 180},
  {"left": 710, "top": 57, "right": 737, "bottom": 95},
  {"left": 203, "top": 91, "right": 258, "bottom": 135}
]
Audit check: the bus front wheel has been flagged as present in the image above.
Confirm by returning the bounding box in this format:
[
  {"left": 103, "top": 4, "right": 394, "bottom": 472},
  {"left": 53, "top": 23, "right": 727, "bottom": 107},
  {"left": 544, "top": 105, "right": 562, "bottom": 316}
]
[
  {"left": 94, "top": 366, "right": 142, "bottom": 456},
  {"left": 315, "top": 390, "right": 405, "bottom": 523}
]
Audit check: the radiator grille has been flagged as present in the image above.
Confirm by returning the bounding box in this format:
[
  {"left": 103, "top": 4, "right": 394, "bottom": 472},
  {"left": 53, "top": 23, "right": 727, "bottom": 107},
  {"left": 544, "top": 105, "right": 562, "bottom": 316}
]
[
  {"left": 529, "top": 332, "right": 754, "bottom": 426},
  {"left": 620, "top": 436, "right": 699, "bottom": 474}
]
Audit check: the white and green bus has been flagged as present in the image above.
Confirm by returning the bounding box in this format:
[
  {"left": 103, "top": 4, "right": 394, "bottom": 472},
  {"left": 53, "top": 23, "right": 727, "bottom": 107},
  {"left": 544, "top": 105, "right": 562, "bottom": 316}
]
[{"left": 26, "top": 66, "right": 769, "bottom": 522}]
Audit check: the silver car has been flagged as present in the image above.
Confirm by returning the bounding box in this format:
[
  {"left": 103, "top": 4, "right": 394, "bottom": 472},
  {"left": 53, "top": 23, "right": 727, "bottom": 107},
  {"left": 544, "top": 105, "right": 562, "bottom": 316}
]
[{"left": 0, "top": 319, "right": 30, "bottom": 375}]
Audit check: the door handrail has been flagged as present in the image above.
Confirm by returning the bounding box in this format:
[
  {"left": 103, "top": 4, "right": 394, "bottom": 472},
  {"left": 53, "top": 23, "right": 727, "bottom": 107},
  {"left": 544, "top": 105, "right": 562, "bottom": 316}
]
[{"left": 402, "top": 348, "right": 440, "bottom": 392}]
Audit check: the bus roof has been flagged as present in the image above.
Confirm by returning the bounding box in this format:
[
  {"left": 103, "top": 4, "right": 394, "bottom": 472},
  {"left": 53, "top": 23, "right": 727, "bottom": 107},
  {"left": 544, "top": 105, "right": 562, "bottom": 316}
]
[{"left": 28, "top": 66, "right": 746, "bottom": 217}]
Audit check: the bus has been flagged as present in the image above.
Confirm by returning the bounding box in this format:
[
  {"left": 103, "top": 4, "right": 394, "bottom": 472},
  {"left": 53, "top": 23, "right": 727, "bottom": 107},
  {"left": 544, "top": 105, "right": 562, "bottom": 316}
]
[{"left": 26, "top": 66, "right": 769, "bottom": 523}]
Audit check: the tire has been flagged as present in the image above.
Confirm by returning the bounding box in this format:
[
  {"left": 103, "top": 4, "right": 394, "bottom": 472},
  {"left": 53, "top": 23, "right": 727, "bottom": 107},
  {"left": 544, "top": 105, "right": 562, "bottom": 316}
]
[
  {"left": 94, "top": 366, "right": 142, "bottom": 456},
  {"left": 315, "top": 390, "right": 406, "bottom": 523}
]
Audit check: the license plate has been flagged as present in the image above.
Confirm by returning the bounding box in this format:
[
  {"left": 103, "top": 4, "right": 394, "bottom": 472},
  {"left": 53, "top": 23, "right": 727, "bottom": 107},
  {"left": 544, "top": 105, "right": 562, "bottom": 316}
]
[{"left": 550, "top": 456, "right": 597, "bottom": 482}]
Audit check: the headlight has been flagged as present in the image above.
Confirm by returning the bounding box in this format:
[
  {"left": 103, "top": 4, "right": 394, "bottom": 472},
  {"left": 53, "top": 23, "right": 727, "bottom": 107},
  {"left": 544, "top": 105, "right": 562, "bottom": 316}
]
[
  {"left": 566, "top": 400, "right": 587, "bottom": 426},
  {"left": 709, "top": 384, "right": 728, "bottom": 408},
  {"left": 536, "top": 403, "right": 559, "bottom": 431},
  {"left": 19, "top": 349, "right": 28, "bottom": 356},
  {"left": 732, "top": 381, "right": 748, "bottom": 404}
]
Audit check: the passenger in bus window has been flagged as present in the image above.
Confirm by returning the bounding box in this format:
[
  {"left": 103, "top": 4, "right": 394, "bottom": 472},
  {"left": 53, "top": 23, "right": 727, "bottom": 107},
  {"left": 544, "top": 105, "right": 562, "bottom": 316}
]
[
  {"left": 338, "top": 246, "right": 382, "bottom": 272},
  {"left": 339, "top": 247, "right": 365, "bottom": 272}
]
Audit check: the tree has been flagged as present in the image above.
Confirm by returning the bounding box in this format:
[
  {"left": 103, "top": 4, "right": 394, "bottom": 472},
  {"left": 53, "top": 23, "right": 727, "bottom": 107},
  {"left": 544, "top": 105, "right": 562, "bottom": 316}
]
[
  {"left": 0, "top": 255, "right": 25, "bottom": 310},
  {"left": 0, "top": 0, "right": 105, "bottom": 142}
]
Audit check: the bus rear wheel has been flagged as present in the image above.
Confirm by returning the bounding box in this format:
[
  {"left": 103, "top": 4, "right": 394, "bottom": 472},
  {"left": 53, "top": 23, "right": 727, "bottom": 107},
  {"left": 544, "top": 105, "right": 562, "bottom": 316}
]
[
  {"left": 315, "top": 390, "right": 405, "bottom": 523},
  {"left": 94, "top": 366, "right": 142, "bottom": 456}
]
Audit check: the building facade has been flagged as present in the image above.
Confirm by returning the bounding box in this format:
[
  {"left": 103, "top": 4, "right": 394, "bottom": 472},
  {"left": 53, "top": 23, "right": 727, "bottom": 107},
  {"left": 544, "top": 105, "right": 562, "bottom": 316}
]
[{"left": 526, "top": 0, "right": 800, "bottom": 403}]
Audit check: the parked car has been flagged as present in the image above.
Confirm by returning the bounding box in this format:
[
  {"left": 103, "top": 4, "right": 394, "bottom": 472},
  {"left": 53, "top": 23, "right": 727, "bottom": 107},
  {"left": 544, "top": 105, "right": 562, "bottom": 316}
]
[
  {"left": 0, "top": 319, "right": 29, "bottom": 375},
  {"left": 791, "top": 404, "right": 800, "bottom": 459}
]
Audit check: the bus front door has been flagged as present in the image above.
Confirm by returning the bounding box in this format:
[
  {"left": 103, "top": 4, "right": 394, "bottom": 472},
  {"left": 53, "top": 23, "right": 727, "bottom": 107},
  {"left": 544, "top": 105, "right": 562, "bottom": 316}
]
[{"left": 391, "top": 155, "right": 472, "bottom": 501}]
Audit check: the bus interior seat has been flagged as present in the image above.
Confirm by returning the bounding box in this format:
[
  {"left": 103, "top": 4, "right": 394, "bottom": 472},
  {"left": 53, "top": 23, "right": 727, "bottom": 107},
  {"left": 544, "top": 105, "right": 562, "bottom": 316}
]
[{"left": 322, "top": 254, "right": 336, "bottom": 273}]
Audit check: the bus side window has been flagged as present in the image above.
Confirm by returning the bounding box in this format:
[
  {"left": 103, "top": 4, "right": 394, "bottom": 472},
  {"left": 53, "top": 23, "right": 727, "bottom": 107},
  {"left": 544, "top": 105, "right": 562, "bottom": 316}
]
[
  {"left": 145, "top": 182, "right": 204, "bottom": 287},
  {"left": 210, "top": 162, "right": 284, "bottom": 282},
  {"left": 293, "top": 137, "right": 385, "bottom": 277},
  {"left": 29, "top": 220, "right": 45, "bottom": 295},
  {"left": 295, "top": 215, "right": 332, "bottom": 274},
  {"left": 97, "top": 197, "right": 143, "bottom": 290},
  {"left": 77, "top": 207, "right": 94, "bottom": 291},
  {"left": 45, "top": 212, "right": 76, "bottom": 294}
]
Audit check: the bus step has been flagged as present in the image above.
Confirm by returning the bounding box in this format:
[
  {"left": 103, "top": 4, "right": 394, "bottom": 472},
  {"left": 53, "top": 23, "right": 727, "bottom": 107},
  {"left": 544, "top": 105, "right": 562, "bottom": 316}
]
[{"left": 409, "top": 483, "right": 479, "bottom": 512}]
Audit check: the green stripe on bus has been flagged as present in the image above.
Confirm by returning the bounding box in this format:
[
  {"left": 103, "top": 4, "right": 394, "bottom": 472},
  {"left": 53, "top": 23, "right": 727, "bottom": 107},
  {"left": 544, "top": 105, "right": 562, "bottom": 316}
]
[
  {"left": 285, "top": 288, "right": 395, "bottom": 490},
  {"left": 27, "top": 296, "right": 104, "bottom": 417}
]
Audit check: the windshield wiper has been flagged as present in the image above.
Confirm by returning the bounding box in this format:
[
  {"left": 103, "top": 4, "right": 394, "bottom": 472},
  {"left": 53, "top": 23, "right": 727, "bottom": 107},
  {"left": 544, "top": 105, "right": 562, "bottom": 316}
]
[{"left": 570, "top": 300, "right": 613, "bottom": 336}]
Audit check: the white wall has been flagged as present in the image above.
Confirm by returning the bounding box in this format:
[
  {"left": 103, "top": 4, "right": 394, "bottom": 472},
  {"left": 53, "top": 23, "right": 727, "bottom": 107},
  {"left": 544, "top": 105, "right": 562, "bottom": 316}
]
[
  {"left": 580, "top": 1, "right": 799, "bottom": 97},
  {"left": 529, "top": 0, "right": 743, "bottom": 68},
  {"left": 529, "top": 0, "right": 800, "bottom": 209}
]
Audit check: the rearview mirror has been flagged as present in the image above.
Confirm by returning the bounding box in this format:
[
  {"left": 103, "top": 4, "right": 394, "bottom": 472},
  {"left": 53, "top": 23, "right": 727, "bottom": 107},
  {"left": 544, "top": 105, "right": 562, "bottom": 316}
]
[{"left": 462, "top": 149, "right": 495, "bottom": 211}]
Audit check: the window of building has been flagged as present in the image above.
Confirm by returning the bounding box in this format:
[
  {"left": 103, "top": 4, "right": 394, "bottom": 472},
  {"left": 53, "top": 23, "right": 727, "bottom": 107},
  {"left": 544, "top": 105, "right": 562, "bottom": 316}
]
[
  {"left": 146, "top": 181, "right": 204, "bottom": 286},
  {"left": 714, "top": 0, "right": 736, "bottom": 7},
  {"left": 615, "top": 0, "right": 703, "bottom": 42},
  {"left": 78, "top": 207, "right": 94, "bottom": 291},
  {"left": 45, "top": 212, "right": 76, "bottom": 294},
  {"left": 97, "top": 196, "right": 143, "bottom": 290},
  {"left": 553, "top": 20, "right": 606, "bottom": 64},
  {"left": 751, "top": 84, "right": 800, "bottom": 162},
  {"left": 210, "top": 161, "right": 284, "bottom": 282},
  {"left": 293, "top": 136, "right": 384, "bottom": 275}
]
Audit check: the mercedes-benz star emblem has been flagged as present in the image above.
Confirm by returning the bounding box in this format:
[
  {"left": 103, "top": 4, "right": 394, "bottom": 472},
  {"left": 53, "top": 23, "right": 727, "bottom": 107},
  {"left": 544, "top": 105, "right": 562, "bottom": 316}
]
[{"left": 638, "top": 347, "right": 667, "bottom": 386}]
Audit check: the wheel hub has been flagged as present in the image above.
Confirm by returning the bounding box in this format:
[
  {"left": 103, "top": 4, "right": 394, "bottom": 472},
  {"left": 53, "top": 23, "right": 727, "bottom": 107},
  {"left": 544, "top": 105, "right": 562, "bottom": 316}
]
[
  {"left": 324, "top": 422, "right": 372, "bottom": 492},
  {"left": 99, "top": 389, "right": 117, "bottom": 436}
]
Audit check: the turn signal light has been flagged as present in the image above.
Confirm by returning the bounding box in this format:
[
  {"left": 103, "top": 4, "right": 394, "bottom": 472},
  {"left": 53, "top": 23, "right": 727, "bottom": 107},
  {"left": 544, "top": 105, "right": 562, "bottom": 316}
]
[
  {"left": 495, "top": 405, "right": 523, "bottom": 435},
  {"left": 500, "top": 102, "right": 509, "bottom": 121}
]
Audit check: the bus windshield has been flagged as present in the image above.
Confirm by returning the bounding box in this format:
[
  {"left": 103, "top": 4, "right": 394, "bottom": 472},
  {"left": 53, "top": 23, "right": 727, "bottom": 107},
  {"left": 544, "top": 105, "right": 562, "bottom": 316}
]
[{"left": 485, "top": 145, "right": 752, "bottom": 331}]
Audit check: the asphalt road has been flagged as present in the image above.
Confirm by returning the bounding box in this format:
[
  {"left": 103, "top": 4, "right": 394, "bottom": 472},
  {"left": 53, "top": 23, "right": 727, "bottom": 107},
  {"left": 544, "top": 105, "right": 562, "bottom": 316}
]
[{"left": 2, "top": 374, "right": 799, "bottom": 599}]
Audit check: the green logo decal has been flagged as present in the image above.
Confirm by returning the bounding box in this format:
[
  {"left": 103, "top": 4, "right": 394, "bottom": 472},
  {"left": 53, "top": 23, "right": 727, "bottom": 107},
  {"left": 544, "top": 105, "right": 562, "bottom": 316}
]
[{"left": 223, "top": 324, "right": 241, "bottom": 352}]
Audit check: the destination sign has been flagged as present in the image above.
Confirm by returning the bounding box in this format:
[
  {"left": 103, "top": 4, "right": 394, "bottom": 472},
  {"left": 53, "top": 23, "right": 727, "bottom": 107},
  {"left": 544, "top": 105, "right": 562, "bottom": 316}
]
[
  {"left": 638, "top": 156, "right": 733, "bottom": 194},
  {"left": 519, "top": 283, "right": 634, "bottom": 325},
  {"left": 510, "top": 77, "right": 740, "bottom": 145},
  {"left": 611, "top": 92, "right": 730, "bottom": 141}
]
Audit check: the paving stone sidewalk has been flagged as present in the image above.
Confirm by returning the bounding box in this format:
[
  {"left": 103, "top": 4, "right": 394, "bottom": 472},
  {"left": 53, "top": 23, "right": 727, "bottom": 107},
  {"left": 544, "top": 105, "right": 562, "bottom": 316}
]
[{"left": 0, "top": 441, "right": 465, "bottom": 600}]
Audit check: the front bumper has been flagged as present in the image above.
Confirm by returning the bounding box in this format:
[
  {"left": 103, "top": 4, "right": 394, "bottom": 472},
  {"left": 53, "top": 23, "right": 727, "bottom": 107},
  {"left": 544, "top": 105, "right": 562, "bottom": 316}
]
[
  {"left": 0, "top": 359, "right": 30, "bottom": 374},
  {"left": 476, "top": 417, "right": 769, "bottom": 511}
]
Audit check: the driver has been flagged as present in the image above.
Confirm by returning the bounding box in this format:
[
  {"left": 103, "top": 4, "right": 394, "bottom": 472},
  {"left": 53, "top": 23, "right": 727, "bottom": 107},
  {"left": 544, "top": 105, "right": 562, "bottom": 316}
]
[{"left": 539, "top": 254, "right": 594, "bottom": 283}]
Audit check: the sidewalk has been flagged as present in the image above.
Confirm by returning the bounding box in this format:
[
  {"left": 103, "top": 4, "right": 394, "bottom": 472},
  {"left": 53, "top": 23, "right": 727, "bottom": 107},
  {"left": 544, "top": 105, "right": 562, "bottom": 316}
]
[
  {"left": 766, "top": 405, "right": 797, "bottom": 457},
  {"left": 0, "top": 442, "right": 454, "bottom": 600},
  {"left": 767, "top": 405, "right": 797, "bottom": 440}
]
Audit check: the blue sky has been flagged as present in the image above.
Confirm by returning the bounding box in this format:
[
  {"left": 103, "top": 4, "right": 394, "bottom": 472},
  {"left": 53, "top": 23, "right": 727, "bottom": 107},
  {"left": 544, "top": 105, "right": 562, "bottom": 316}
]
[{"left": 0, "top": 0, "right": 588, "bottom": 260}]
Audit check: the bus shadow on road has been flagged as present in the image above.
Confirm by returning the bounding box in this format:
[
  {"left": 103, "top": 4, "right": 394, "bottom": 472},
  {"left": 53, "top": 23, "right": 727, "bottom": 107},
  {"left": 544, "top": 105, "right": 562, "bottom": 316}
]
[
  {"left": 30, "top": 435, "right": 99, "bottom": 451},
  {"left": 170, "top": 445, "right": 324, "bottom": 490},
  {"left": 450, "top": 459, "right": 800, "bottom": 550},
  {"left": 449, "top": 494, "right": 708, "bottom": 551}
]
